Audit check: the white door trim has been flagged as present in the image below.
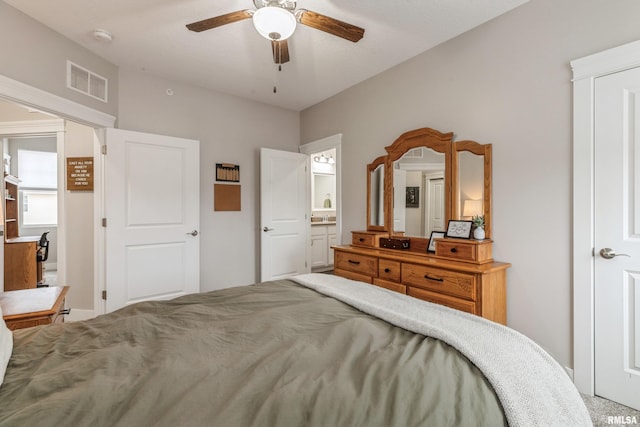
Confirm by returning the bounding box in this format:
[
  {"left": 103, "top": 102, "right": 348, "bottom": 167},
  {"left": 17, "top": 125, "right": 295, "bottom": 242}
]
[
  {"left": 0, "top": 73, "right": 115, "bottom": 128},
  {"left": 0, "top": 73, "right": 116, "bottom": 316},
  {"left": 571, "top": 38, "right": 640, "bottom": 395},
  {"left": 300, "top": 134, "right": 342, "bottom": 248}
]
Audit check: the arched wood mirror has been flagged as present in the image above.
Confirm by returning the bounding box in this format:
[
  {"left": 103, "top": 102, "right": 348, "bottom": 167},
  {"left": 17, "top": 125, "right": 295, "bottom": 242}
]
[
  {"left": 364, "top": 127, "right": 493, "bottom": 250},
  {"left": 366, "top": 155, "right": 386, "bottom": 231},
  {"left": 385, "top": 128, "right": 453, "bottom": 239},
  {"left": 452, "top": 140, "right": 492, "bottom": 238}
]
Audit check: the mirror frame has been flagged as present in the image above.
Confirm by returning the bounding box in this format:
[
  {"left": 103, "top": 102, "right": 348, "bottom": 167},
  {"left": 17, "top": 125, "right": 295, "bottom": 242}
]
[
  {"left": 384, "top": 128, "right": 454, "bottom": 238},
  {"left": 364, "top": 127, "right": 494, "bottom": 252},
  {"left": 366, "top": 155, "right": 387, "bottom": 231},
  {"left": 452, "top": 140, "right": 493, "bottom": 238}
]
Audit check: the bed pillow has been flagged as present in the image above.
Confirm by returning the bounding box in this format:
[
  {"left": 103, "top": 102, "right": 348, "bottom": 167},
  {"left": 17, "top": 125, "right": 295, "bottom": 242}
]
[{"left": 0, "top": 303, "right": 13, "bottom": 387}]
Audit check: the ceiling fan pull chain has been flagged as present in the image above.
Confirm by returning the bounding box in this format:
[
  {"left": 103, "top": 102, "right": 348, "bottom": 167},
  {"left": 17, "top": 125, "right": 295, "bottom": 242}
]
[
  {"left": 273, "top": 64, "right": 278, "bottom": 93},
  {"left": 273, "top": 62, "right": 283, "bottom": 94}
]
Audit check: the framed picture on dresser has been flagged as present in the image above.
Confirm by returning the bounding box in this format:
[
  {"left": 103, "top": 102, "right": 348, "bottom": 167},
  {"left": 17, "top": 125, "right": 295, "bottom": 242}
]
[
  {"left": 427, "top": 231, "right": 446, "bottom": 253},
  {"left": 445, "top": 220, "right": 473, "bottom": 239}
]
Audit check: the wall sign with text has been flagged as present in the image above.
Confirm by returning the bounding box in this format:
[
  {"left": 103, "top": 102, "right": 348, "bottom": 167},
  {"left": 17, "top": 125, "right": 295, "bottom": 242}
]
[{"left": 66, "top": 157, "right": 94, "bottom": 191}]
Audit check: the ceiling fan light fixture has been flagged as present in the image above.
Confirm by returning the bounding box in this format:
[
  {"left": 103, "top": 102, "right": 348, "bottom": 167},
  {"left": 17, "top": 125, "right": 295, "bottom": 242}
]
[{"left": 252, "top": 6, "right": 296, "bottom": 41}]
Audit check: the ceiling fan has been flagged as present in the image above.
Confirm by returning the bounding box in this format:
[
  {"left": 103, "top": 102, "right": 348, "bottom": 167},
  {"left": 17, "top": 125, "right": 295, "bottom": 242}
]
[{"left": 186, "top": 0, "right": 365, "bottom": 65}]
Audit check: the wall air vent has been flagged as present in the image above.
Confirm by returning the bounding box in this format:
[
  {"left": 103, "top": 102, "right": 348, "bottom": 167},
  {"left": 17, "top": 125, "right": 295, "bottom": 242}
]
[{"left": 67, "top": 60, "right": 108, "bottom": 103}]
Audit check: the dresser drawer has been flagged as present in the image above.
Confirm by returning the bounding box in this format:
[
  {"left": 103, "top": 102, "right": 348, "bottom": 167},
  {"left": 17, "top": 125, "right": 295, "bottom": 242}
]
[
  {"left": 435, "top": 239, "right": 493, "bottom": 263},
  {"left": 378, "top": 259, "right": 401, "bottom": 282},
  {"left": 335, "top": 251, "right": 378, "bottom": 277},
  {"left": 401, "top": 263, "right": 476, "bottom": 301},
  {"left": 352, "top": 232, "right": 376, "bottom": 247},
  {"left": 408, "top": 287, "right": 477, "bottom": 315},
  {"left": 435, "top": 240, "right": 476, "bottom": 262},
  {"left": 373, "top": 278, "right": 406, "bottom": 294},
  {"left": 335, "top": 268, "right": 373, "bottom": 284}
]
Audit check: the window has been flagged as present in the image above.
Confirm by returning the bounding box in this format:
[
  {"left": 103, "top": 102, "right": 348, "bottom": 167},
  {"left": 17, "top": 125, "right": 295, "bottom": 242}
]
[
  {"left": 18, "top": 150, "right": 57, "bottom": 227},
  {"left": 22, "top": 190, "right": 57, "bottom": 226}
]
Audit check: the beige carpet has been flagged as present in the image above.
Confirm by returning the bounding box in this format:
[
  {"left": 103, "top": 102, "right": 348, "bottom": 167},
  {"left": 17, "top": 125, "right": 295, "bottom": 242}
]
[{"left": 583, "top": 394, "right": 640, "bottom": 426}]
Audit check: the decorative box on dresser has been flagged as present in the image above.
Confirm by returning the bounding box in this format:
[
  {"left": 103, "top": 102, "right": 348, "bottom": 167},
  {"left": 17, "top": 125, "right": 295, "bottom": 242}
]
[{"left": 334, "top": 236, "right": 510, "bottom": 324}]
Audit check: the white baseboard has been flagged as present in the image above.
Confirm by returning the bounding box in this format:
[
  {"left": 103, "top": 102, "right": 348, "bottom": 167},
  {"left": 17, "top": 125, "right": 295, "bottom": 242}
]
[
  {"left": 65, "top": 308, "right": 95, "bottom": 322},
  {"left": 44, "top": 262, "right": 57, "bottom": 271},
  {"left": 564, "top": 366, "right": 574, "bottom": 381}
]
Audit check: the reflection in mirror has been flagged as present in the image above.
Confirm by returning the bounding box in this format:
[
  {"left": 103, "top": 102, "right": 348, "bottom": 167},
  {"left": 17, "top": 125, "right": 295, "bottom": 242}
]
[
  {"left": 457, "top": 151, "right": 484, "bottom": 219},
  {"left": 370, "top": 164, "right": 384, "bottom": 227},
  {"left": 452, "top": 140, "right": 492, "bottom": 238},
  {"left": 313, "top": 174, "right": 336, "bottom": 210},
  {"left": 393, "top": 148, "right": 446, "bottom": 237},
  {"left": 367, "top": 156, "right": 386, "bottom": 231}
]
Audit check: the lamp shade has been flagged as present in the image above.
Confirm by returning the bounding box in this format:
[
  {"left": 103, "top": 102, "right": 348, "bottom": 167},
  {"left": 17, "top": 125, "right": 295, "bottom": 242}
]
[
  {"left": 462, "top": 199, "right": 482, "bottom": 217},
  {"left": 252, "top": 7, "right": 297, "bottom": 41}
]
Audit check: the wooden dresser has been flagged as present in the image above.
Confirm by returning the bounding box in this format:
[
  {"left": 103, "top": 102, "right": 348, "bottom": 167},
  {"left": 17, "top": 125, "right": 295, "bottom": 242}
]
[
  {"left": 0, "top": 286, "right": 69, "bottom": 330},
  {"left": 334, "top": 235, "right": 510, "bottom": 324}
]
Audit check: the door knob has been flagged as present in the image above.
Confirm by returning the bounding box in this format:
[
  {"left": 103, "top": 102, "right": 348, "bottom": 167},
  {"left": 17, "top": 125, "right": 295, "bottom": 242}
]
[
  {"left": 186, "top": 230, "right": 199, "bottom": 237},
  {"left": 263, "top": 226, "right": 274, "bottom": 232},
  {"left": 599, "top": 247, "right": 630, "bottom": 259}
]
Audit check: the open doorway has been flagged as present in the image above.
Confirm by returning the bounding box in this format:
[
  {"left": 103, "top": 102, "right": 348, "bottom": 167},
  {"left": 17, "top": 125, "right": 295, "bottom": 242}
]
[
  {"left": 300, "top": 135, "right": 342, "bottom": 273},
  {"left": 0, "top": 98, "right": 98, "bottom": 320},
  {"left": 6, "top": 135, "right": 59, "bottom": 287}
]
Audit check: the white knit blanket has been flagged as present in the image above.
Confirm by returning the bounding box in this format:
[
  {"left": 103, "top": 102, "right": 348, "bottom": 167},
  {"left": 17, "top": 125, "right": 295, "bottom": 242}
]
[{"left": 291, "top": 273, "right": 592, "bottom": 427}]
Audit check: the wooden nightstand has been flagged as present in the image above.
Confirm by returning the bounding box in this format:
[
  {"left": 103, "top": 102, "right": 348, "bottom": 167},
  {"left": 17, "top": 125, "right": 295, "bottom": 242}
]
[{"left": 0, "top": 286, "right": 69, "bottom": 330}]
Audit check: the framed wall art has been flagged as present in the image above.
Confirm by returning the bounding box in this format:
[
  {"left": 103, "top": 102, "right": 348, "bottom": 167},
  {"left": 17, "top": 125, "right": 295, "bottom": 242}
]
[{"left": 406, "top": 186, "right": 419, "bottom": 208}]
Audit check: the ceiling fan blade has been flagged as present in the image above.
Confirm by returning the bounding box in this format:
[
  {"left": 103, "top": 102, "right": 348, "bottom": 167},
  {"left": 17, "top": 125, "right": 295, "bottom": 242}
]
[
  {"left": 186, "top": 10, "right": 253, "bottom": 32},
  {"left": 271, "top": 40, "right": 290, "bottom": 64},
  {"left": 298, "top": 10, "right": 364, "bottom": 43}
]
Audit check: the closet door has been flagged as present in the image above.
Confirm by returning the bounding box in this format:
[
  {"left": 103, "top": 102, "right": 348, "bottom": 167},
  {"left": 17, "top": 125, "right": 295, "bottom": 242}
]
[{"left": 594, "top": 66, "right": 640, "bottom": 411}]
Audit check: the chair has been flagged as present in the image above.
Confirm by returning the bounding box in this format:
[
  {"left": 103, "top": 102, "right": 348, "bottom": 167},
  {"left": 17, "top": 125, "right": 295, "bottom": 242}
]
[{"left": 36, "top": 231, "right": 50, "bottom": 286}]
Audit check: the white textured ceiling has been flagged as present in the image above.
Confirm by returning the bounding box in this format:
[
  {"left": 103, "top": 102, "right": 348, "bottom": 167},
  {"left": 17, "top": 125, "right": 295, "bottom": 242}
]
[{"left": 5, "top": 0, "right": 528, "bottom": 111}]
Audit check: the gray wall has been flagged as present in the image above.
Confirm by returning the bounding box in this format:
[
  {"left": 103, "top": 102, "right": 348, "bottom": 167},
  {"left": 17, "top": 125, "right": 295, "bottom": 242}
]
[
  {"left": 300, "top": 0, "right": 640, "bottom": 370},
  {"left": 64, "top": 121, "right": 95, "bottom": 310},
  {"left": 0, "top": 1, "right": 118, "bottom": 118},
  {"left": 117, "top": 68, "right": 300, "bottom": 291}
]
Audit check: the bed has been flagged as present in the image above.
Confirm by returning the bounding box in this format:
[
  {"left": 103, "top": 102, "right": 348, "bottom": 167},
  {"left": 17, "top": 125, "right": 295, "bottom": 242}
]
[{"left": 0, "top": 274, "right": 591, "bottom": 426}]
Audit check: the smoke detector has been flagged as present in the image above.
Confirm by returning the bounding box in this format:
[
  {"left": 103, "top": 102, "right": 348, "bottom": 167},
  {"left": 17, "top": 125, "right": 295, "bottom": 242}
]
[{"left": 93, "top": 29, "right": 113, "bottom": 42}]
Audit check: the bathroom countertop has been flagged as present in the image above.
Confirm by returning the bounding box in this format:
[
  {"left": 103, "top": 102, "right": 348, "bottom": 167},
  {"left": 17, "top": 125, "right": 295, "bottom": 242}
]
[{"left": 311, "top": 221, "right": 336, "bottom": 226}]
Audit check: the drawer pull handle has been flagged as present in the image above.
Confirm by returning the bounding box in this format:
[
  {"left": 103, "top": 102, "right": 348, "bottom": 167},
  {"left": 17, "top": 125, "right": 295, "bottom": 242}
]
[
  {"left": 348, "top": 260, "right": 361, "bottom": 265},
  {"left": 424, "top": 274, "right": 444, "bottom": 282},
  {"left": 359, "top": 238, "right": 365, "bottom": 242},
  {"left": 384, "top": 268, "right": 391, "bottom": 273},
  {"left": 59, "top": 308, "right": 71, "bottom": 315},
  {"left": 450, "top": 248, "right": 458, "bottom": 253}
]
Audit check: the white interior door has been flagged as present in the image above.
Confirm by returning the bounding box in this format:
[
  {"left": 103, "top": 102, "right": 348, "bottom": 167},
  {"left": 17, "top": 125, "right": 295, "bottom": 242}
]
[
  {"left": 425, "top": 174, "right": 445, "bottom": 235},
  {"left": 260, "top": 148, "right": 309, "bottom": 281},
  {"left": 104, "top": 128, "right": 199, "bottom": 313},
  {"left": 594, "top": 65, "right": 640, "bottom": 410}
]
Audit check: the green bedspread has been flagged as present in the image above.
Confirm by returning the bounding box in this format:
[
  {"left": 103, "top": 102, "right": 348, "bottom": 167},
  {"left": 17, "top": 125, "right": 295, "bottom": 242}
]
[{"left": 0, "top": 279, "right": 505, "bottom": 427}]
